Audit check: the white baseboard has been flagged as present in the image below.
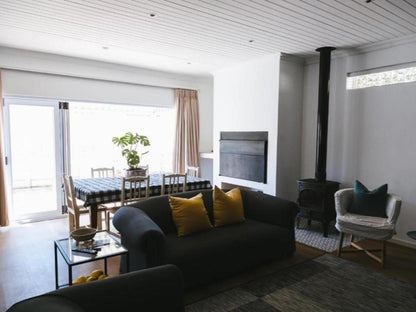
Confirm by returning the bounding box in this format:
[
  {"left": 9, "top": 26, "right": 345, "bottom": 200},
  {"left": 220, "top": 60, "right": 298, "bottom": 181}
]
[{"left": 391, "top": 237, "right": 416, "bottom": 249}]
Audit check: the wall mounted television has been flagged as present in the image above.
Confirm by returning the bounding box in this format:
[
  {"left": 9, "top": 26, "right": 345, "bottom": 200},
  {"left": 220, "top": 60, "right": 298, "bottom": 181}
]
[{"left": 219, "top": 131, "right": 268, "bottom": 183}]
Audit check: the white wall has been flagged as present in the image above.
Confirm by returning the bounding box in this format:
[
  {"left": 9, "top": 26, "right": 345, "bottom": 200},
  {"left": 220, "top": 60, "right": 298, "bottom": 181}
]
[
  {"left": 0, "top": 46, "right": 213, "bottom": 153},
  {"left": 2, "top": 70, "right": 175, "bottom": 107},
  {"left": 301, "top": 38, "right": 416, "bottom": 247},
  {"left": 213, "top": 54, "right": 280, "bottom": 195},
  {"left": 277, "top": 56, "right": 304, "bottom": 201}
]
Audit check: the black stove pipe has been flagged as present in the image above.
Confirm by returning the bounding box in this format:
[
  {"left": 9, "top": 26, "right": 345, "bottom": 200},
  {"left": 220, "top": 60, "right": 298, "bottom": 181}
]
[{"left": 315, "top": 47, "right": 335, "bottom": 182}]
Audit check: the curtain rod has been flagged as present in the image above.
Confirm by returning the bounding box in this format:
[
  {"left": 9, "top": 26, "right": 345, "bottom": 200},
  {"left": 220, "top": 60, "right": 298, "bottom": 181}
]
[{"left": 0, "top": 67, "right": 199, "bottom": 91}]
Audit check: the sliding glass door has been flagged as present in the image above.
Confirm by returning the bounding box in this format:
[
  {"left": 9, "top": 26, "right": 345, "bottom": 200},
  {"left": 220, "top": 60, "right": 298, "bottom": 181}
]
[
  {"left": 4, "top": 97, "right": 63, "bottom": 222},
  {"left": 3, "top": 97, "right": 176, "bottom": 222}
]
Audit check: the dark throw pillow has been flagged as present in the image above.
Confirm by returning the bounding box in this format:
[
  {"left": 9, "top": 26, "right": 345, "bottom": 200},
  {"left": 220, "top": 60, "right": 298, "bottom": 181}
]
[{"left": 349, "top": 180, "right": 388, "bottom": 218}]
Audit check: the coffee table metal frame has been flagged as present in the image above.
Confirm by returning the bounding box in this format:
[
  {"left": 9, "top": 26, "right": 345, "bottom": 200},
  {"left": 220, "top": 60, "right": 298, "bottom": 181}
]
[{"left": 54, "top": 230, "right": 129, "bottom": 289}]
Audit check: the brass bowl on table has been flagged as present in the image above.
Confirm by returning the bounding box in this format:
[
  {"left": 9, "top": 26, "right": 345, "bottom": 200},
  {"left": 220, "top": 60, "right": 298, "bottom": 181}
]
[{"left": 71, "top": 227, "right": 97, "bottom": 242}]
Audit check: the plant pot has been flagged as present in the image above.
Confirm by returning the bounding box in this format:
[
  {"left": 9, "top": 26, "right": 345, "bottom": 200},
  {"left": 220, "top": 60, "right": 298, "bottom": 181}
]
[{"left": 125, "top": 166, "right": 148, "bottom": 177}]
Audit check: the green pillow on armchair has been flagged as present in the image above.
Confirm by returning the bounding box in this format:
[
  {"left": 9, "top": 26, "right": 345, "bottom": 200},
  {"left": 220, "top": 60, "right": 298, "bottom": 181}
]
[{"left": 349, "top": 180, "right": 388, "bottom": 218}]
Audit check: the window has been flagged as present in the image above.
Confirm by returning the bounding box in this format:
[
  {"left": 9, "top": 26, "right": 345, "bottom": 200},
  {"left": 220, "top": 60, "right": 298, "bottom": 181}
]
[
  {"left": 69, "top": 102, "right": 176, "bottom": 178},
  {"left": 346, "top": 65, "right": 416, "bottom": 90}
]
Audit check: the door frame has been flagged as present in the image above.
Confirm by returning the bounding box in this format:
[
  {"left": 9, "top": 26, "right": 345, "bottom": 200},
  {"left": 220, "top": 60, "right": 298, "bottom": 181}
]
[{"left": 3, "top": 96, "right": 64, "bottom": 222}]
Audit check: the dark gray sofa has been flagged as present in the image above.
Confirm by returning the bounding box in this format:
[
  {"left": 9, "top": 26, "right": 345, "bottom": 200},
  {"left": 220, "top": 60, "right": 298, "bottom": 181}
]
[
  {"left": 7, "top": 265, "right": 184, "bottom": 312},
  {"left": 113, "top": 189, "right": 298, "bottom": 288}
]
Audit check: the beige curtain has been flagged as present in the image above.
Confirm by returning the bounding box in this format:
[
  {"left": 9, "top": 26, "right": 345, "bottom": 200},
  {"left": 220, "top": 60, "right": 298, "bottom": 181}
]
[
  {"left": 0, "top": 69, "right": 9, "bottom": 226},
  {"left": 173, "top": 89, "right": 200, "bottom": 176}
]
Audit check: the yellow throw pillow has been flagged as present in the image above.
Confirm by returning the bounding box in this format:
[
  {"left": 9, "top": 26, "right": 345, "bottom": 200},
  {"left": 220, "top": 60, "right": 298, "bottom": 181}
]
[
  {"left": 169, "top": 193, "right": 213, "bottom": 237},
  {"left": 213, "top": 186, "right": 245, "bottom": 227}
]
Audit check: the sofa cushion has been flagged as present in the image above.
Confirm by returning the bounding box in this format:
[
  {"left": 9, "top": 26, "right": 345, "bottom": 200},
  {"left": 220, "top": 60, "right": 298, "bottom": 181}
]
[
  {"left": 164, "top": 219, "right": 292, "bottom": 287},
  {"left": 130, "top": 190, "right": 214, "bottom": 234},
  {"left": 213, "top": 186, "right": 245, "bottom": 227},
  {"left": 350, "top": 180, "right": 388, "bottom": 218},
  {"left": 169, "top": 193, "right": 213, "bottom": 237}
]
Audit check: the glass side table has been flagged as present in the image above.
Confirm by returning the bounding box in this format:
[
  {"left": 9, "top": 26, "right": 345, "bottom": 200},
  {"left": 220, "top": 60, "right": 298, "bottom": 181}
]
[
  {"left": 407, "top": 231, "right": 416, "bottom": 240},
  {"left": 54, "top": 231, "right": 128, "bottom": 289}
]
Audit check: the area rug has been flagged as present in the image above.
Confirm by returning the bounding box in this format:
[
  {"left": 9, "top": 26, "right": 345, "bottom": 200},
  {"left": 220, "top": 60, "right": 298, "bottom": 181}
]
[
  {"left": 185, "top": 254, "right": 416, "bottom": 312},
  {"left": 295, "top": 218, "right": 349, "bottom": 252}
]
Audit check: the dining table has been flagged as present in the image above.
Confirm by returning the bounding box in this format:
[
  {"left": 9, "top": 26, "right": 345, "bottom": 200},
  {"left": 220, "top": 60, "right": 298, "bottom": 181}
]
[{"left": 73, "top": 173, "right": 212, "bottom": 228}]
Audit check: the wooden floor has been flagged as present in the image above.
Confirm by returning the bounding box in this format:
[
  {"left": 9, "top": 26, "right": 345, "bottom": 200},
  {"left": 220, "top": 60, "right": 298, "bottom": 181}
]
[
  {"left": 0, "top": 218, "right": 415, "bottom": 311},
  {"left": 0, "top": 217, "right": 121, "bottom": 311}
]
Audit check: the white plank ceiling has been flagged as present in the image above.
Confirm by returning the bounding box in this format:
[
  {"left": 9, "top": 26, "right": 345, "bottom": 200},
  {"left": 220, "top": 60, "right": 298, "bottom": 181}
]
[{"left": 0, "top": 0, "right": 415, "bottom": 75}]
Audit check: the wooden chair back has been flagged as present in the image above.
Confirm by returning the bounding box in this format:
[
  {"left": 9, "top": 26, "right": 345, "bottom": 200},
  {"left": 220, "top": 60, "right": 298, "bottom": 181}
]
[
  {"left": 63, "top": 174, "right": 79, "bottom": 215},
  {"left": 63, "top": 174, "right": 91, "bottom": 231},
  {"left": 186, "top": 166, "right": 199, "bottom": 178},
  {"left": 121, "top": 176, "right": 150, "bottom": 205},
  {"left": 91, "top": 167, "right": 115, "bottom": 178},
  {"left": 161, "top": 174, "right": 187, "bottom": 195}
]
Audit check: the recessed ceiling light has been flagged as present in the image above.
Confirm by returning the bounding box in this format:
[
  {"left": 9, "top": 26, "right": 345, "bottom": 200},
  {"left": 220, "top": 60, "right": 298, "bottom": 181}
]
[
  {"left": 150, "top": 13, "right": 156, "bottom": 17},
  {"left": 102, "top": 46, "right": 109, "bottom": 50},
  {"left": 249, "top": 39, "right": 255, "bottom": 43}
]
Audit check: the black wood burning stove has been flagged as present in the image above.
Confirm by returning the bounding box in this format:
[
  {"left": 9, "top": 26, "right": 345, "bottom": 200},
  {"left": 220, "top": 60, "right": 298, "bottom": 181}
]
[{"left": 297, "top": 47, "right": 340, "bottom": 237}]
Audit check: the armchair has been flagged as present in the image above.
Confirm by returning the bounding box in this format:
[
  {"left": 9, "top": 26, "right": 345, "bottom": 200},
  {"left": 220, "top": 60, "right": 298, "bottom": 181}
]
[{"left": 334, "top": 188, "right": 402, "bottom": 267}]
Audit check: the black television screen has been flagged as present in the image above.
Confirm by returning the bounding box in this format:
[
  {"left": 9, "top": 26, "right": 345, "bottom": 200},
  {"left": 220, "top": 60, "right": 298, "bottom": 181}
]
[{"left": 219, "top": 131, "right": 267, "bottom": 183}]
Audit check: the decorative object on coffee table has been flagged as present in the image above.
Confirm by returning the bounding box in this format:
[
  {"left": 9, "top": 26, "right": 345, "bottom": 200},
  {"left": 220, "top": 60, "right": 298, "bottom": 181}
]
[
  {"left": 70, "top": 227, "right": 97, "bottom": 242},
  {"left": 112, "top": 131, "right": 150, "bottom": 177}
]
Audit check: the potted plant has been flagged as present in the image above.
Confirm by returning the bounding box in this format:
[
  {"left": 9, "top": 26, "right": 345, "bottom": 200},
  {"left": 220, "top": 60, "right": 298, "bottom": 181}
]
[{"left": 112, "top": 132, "right": 150, "bottom": 177}]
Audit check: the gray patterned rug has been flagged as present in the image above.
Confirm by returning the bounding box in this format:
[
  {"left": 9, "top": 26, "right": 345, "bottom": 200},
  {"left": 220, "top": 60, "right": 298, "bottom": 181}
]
[
  {"left": 185, "top": 254, "right": 416, "bottom": 312},
  {"left": 295, "top": 218, "right": 350, "bottom": 252}
]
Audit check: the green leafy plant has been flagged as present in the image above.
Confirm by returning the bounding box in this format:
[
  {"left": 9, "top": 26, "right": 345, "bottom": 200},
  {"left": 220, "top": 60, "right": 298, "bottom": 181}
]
[{"left": 112, "top": 132, "right": 150, "bottom": 169}]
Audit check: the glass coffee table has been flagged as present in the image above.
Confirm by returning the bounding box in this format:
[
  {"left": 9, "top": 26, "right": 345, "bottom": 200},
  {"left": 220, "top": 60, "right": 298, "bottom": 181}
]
[{"left": 54, "top": 230, "right": 128, "bottom": 289}]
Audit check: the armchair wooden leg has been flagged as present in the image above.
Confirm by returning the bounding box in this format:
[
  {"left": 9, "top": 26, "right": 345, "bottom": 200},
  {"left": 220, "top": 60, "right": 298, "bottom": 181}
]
[
  {"left": 337, "top": 232, "right": 344, "bottom": 257},
  {"left": 346, "top": 240, "right": 386, "bottom": 268}
]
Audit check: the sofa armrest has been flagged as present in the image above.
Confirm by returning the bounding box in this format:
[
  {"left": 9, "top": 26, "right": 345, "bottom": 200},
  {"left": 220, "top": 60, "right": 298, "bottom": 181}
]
[
  {"left": 60, "top": 265, "right": 184, "bottom": 312},
  {"left": 334, "top": 188, "right": 354, "bottom": 216},
  {"left": 8, "top": 265, "right": 185, "bottom": 312},
  {"left": 242, "top": 191, "right": 299, "bottom": 230},
  {"left": 113, "top": 206, "right": 166, "bottom": 270},
  {"left": 386, "top": 194, "right": 402, "bottom": 224}
]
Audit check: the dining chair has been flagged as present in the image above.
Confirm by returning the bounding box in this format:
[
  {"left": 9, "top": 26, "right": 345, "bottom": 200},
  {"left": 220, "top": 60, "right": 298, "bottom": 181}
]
[
  {"left": 91, "top": 167, "right": 115, "bottom": 178},
  {"left": 186, "top": 166, "right": 199, "bottom": 178},
  {"left": 105, "top": 175, "right": 150, "bottom": 236},
  {"left": 91, "top": 167, "right": 116, "bottom": 228},
  {"left": 161, "top": 173, "right": 187, "bottom": 195},
  {"left": 63, "top": 174, "right": 106, "bottom": 232}
]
